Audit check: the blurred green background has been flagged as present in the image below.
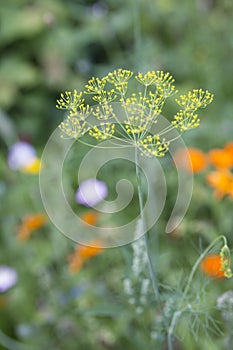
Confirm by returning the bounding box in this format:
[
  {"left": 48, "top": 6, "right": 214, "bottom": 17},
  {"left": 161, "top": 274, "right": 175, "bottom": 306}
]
[
  {"left": 0, "top": 0, "right": 233, "bottom": 349},
  {"left": 0, "top": 0, "right": 233, "bottom": 145}
]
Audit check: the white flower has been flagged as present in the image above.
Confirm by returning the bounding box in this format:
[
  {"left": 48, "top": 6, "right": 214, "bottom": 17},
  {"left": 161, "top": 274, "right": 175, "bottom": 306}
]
[
  {"left": 8, "top": 141, "right": 37, "bottom": 170},
  {"left": 76, "top": 178, "right": 108, "bottom": 207},
  {"left": 0, "top": 266, "right": 18, "bottom": 292}
]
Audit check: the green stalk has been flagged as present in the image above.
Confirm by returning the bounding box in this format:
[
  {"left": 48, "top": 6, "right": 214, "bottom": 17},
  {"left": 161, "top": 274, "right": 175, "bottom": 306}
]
[
  {"left": 167, "top": 235, "right": 228, "bottom": 350},
  {"left": 132, "top": 0, "right": 142, "bottom": 69},
  {"left": 135, "top": 147, "right": 159, "bottom": 300},
  {"left": 183, "top": 235, "right": 227, "bottom": 299}
]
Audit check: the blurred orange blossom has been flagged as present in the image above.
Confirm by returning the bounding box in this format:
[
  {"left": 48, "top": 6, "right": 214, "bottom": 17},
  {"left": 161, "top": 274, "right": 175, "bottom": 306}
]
[
  {"left": 174, "top": 147, "right": 208, "bottom": 173},
  {"left": 17, "top": 213, "right": 48, "bottom": 241},
  {"left": 200, "top": 253, "right": 225, "bottom": 279},
  {"left": 68, "top": 241, "right": 103, "bottom": 273}
]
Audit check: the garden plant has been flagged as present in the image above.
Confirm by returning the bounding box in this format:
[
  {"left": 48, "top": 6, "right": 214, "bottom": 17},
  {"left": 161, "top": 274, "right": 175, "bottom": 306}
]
[{"left": 0, "top": 1, "right": 233, "bottom": 350}]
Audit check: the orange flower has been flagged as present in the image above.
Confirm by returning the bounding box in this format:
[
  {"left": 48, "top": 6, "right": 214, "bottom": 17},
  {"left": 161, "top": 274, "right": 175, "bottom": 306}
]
[
  {"left": 68, "top": 240, "right": 103, "bottom": 273},
  {"left": 68, "top": 256, "right": 84, "bottom": 273},
  {"left": 174, "top": 148, "right": 207, "bottom": 173},
  {"left": 200, "top": 253, "right": 225, "bottom": 279},
  {"left": 80, "top": 211, "right": 99, "bottom": 226},
  {"left": 78, "top": 242, "right": 103, "bottom": 259},
  {"left": 17, "top": 213, "right": 48, "bottom": 241},
  {"left": 206, "top": 170, "right": 233, "bottom": 199},
  {"left": 208, "top": 148, "right": 233, "bottom": 169},
  {"left": 224, "top": 141, "right": 233, "bottom": 154}
]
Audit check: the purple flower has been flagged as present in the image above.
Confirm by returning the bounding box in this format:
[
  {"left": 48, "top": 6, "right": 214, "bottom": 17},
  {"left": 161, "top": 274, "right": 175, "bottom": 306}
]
[
  {"left": 8, "top": 142, "right": 37, "bottom": 170},
  {"left": 76, "top": 178, "right": 108, "bottom": 207},
  {"left": 0, "top": 266, "right": 18, "bottom": 293},
  {"left": 91, "top": 2, "right": 108, "bottom": 18}
]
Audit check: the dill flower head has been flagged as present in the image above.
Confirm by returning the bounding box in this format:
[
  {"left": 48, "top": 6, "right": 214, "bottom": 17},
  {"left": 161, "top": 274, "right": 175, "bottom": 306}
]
[
  {"left": 56, "top": 69, "right": 214, "bottom": 158},
  {"left": 43, "top": 69, "right": 214, "bottom": 246}
]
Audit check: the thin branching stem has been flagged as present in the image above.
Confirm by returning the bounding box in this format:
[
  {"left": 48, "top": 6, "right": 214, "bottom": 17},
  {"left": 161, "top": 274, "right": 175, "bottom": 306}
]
[
  {"left": 132, "top": 0, "right": 141, "bottom": 70},
  {"left": 183, "top": 235, "right": 227, "bottom": 298},
  {"left": 167, "top": 235, "right": 228, "bottom": 350},
  {"left": 135, "top": 147, "right": 160, "bottom": 300}
]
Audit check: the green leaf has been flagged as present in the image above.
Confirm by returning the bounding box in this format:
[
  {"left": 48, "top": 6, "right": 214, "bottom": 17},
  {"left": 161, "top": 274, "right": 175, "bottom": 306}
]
[
  {"left": 77, "top": 304, "right": 124, "bottom": 317},
  {"left": 0, "top": 57, "right": 40, "bottom": 87}
]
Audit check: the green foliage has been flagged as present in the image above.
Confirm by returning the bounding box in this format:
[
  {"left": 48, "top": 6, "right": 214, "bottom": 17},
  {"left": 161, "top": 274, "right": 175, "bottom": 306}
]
[{"left": 0, "top": 0, "right": 233, "bottom": 349}]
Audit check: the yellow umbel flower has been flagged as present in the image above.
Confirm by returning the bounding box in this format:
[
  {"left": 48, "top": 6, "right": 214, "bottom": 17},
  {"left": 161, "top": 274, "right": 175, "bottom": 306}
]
[
  {"left": 89, "top": 123, "right": 115, "bottom": 140},
  {"left": 140, "top": 135, "right": 170, "bottom": 157},
  {"left": 56, "top": 69, "right": 214, "bottom": 158},
  {"left": 172, "top": 89, "right": 214, "bottom": 132},
  {"left": 106, "top": 69, "right": 133, "bottom": 95},
  {"left": 56, "top": 90, "right": 84, "bottom": 111},
  {"left": 85, "top": 77, "right": 107, "bottom": 94}
]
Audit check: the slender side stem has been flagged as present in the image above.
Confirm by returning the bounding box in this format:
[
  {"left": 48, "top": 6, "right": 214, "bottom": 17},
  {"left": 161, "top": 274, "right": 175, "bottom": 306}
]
[
  {"left": 132, "top": 0, "right": 142, "bottom": 69},
  {"left": 135, "top": 147, "right": 159, "bottom": 300},
  {"left": 167, "top": 235, "right": 228, "bottom": 350},
  {"left": 183, "top": 235, "right": 227, "bottom": 298}
]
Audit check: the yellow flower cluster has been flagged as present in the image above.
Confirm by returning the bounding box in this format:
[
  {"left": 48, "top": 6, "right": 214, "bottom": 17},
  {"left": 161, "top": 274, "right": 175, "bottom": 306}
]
[
  {"left": 107, "top": 69, "right": 133, "bottom": 84},
  {"left": 220, "top": 245, "right": 233, "bottom": 278},
  {"left": 59, "top": 115, "right": 89, "bottom": 139},
  {"left": 135, "top": 71, "right": 158, "bottom": 86},
  {"left": 123, "top": 96, "right": 149, "bottom": 136},
  {"left": 56, "top": 91, "right": 92, "bottom": 139},
  {"left": 106, "top": 69, "right": 133, "bottom": 95},
  {"left": 125, "top": 115, "right": 149, "bottom": 135},
  {"left": 56, "top": 69, "right": 214, "bottom": 158},
  {"left": 92, "top": 104, "right": 115, "bottom": 120},
  {"left": 172, "top": 89, "right": 214, "bottom": 132},
  {"left": 56, "top": 90, "right": 84, "bottom": 111},
  {"left": 85, "top": 77, "right": 107, "bottom": 94},
  {"left": 139, "top": 135, "right": 170, "bottom": 158},
  {"left": 89, "top": 123, "right": 115, "bottom": 141},
  {"left": 176, "top": 89, "right": 213, "bottom": 109},
  {"left": 136, "top": 70, "right": 177, "bottom": 98}
]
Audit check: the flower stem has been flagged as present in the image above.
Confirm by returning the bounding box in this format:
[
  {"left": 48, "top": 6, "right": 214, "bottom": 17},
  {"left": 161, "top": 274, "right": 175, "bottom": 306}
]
[
  {"left": 135, "top": 147, "right": 159, "bottom": 300},
  {"left": 167, "top": 235, "right": 228, "bottom": 350},
  {"left": 183, "top": 235, "right": 227, "bottom": 298},
  {"left": 132, "top": 0, "right": 142, "bottom": 69}
]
